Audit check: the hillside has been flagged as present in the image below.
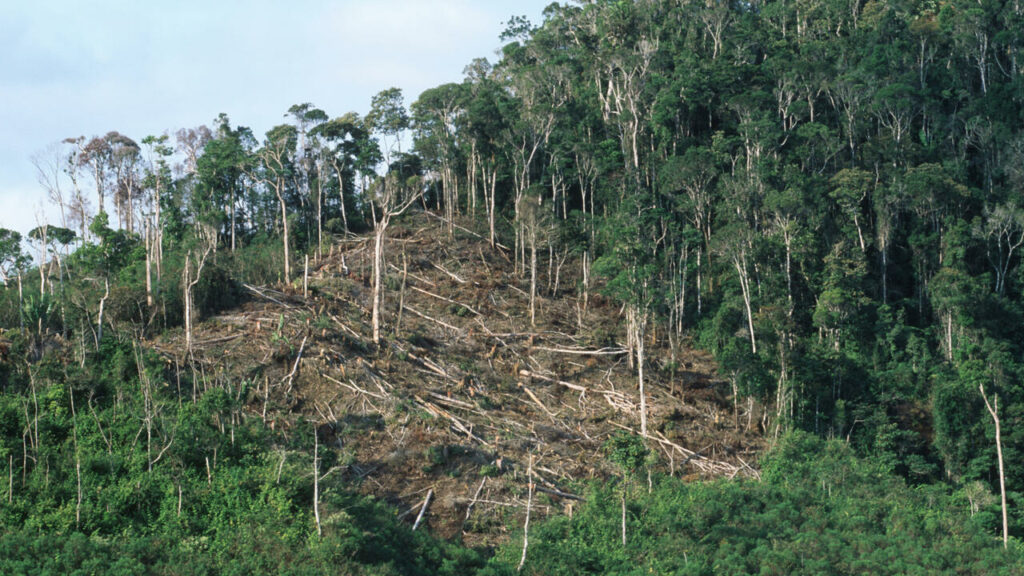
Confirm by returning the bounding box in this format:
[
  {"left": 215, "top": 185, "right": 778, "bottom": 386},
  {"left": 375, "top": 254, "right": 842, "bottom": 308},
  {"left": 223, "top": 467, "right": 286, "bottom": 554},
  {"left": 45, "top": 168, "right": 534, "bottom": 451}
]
[
  {"left": 152, "top": 212, "right": 761, "bottom": 543},
  {"left": 7, "top": 0, "right": 1024, "bottom": 568}
]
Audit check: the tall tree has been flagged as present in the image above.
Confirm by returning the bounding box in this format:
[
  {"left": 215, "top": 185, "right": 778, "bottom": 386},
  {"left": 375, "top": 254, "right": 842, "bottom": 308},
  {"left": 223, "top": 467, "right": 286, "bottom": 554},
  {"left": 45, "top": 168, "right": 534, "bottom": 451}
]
[{"left": 253, "top": 125, "right": 298, "bottom": 285}]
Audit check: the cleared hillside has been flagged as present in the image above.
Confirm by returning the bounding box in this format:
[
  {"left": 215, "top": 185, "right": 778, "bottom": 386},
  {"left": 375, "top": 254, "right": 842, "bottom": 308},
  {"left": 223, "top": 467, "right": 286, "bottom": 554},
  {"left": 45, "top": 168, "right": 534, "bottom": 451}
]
[{"left": 153, "top": 212, "right": 763, "bottom": 543}]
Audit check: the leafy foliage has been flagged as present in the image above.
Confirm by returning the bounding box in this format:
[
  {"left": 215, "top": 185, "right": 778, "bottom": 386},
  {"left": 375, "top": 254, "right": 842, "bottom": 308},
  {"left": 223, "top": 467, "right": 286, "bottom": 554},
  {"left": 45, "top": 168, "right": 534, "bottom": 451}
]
[{"left": 486, "top": 433, "right": 1022, "bottom": 575}]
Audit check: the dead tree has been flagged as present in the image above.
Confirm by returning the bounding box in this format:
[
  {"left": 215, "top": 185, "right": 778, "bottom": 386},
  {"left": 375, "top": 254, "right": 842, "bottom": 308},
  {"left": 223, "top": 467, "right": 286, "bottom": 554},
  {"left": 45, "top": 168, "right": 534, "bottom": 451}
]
[
  {"left": 979, "top": 383, "right": 1009, "bottom": 549},
  {"left": 183, "top": 225, "right": 216, "bottom": 353},
  {"left": 371, "top": 173, "right": 423, "bottom": 345},
  {"left": 313, "top": 423, "right": 322, "bottom": 537}
]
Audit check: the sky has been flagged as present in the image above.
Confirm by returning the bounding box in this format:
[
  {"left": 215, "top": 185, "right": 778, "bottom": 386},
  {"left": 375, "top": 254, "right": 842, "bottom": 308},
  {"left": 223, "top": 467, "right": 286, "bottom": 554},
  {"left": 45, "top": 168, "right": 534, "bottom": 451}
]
[{"left": 0, "top": 0, "right": 555, "bottom": 236}]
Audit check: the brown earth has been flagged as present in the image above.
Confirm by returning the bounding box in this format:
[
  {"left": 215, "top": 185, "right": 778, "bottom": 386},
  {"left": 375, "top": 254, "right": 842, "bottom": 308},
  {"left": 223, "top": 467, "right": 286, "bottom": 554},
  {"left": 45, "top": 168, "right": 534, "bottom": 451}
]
[{"left": 154, "top": 212, "right": 764, "bottom": 547}]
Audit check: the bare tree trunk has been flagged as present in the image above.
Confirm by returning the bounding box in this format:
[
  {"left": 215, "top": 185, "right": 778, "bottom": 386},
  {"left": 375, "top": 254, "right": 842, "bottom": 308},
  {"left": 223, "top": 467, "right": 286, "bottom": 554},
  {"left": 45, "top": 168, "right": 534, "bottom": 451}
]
[
  {"left": 155, "top": 192, "right": 163, "bottom": 287},
  {"left": 395, "top": 251, "right": 408, "bottom": 338},
  {"left": 35, "top": 223, "right": 47, "bottom": 296},
  {"left": 334, "top": 165, "right": 350, "bottom": 234},
  {"left": 621, "top": 489, "right": 627, "bottom": 546},
  {"left": 518, "top": 454, "right": 534, "bottom": 572},
  {"left": 635, "top": 308, "right": 648, "bottom": 437},
  {"left": 134, "top": 343, "right": 154, "bottom": 471},
  {"left": 183, "top": 257, "right": 192, "bottom": 350},
  {"left": 230, "top": 187, "right": 236, "bottom": 252},
  {"left": 581, "top": 250, "right": 590, "bottom": 312},
  {"left": 372, "top": 216, "right": 388, "bottom": 345},
  {"left": 413, "top": 489, "right": 433, "bottom": 531},
  {"left": 183, "top": 228, "right": 214, "bottom": 354},
  {"left": 371, "top": 179, "right": 422, "bottom": 346},
  {"left": 277, "top": 182, "right": 291, "bottom": 285},
  {"left": 145, "top": 219, "right": 153, "bottom": 307},
  {"left": 488, "top": 169, "right": 497, "bottom": 248},
  {"left": 96, "top": 278, "right": 109, "bottom": 348},
  {"left": 734, "top": 253, "right": 757, "bottom": 355},
  {"left": 980, "top": 384, "right": 1008, "bottom": 549},
  {"left": 316, "top": 179, "right": 324, "bottom": 259},
  {"left": 696, "top": 248, "right": 703, "bottom": 316},
  {"left": 68, "top": 384, "right": 81, "bottom": 528},
  {"left": 529, "top": 230, "right": 537, "bottom": 327},
  {"left": 945, "top": 313, "right": 953, "bottom": 362},
  {"left": 313, "top": 423, "right": 322, "bottom": 537}
]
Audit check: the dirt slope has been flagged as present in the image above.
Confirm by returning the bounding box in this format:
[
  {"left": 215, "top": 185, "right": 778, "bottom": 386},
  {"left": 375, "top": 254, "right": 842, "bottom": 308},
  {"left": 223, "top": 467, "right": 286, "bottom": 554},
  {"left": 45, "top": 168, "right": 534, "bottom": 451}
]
[{"left": 156, "top": 212, "right": 763, "bottom": 545}]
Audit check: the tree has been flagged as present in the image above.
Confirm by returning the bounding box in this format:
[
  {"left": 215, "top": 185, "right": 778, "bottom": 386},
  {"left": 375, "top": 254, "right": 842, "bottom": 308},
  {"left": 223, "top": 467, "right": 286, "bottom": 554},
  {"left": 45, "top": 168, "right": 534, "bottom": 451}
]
[
  {"left": 829, "top": 168, "right": 872, "bottom": 254},
  {"left": 458, "top": 71, "right": 508, "bottom": 247},
  {"left": 0, "top": 229, "right": 26, "bottom": 288},
  {"left": 141, "top": 134, "right": 175, "bottom": 307},
  {"left": 978, "top": 383, "right": 1008, "bottom": 548},
  {"left": 718, "top": 222, "right": 759, "bottom": 355},
  {"left": 106, "top": 132, "right": 141, "bottom": 233},
  {"left": 369, "top": 168, "right": 424, "bottom": 345},
  {"left": 196, "top": 121, "right": 247, "bottom": 249},
  {"left": 412, "top": 83, "right": 466, "bottom": 233},
  {"left": 974, "top": 202, "right": 1024, "bottom": 296},
  {"left": 518, "top": 186, "right": 552, "bottom": 327},
  {"left": 253, "top": 125, "right": 298, "bottom": 285},
  {"left": 310, "top": 113, "right": 375, "bottom": 238},
  {"left": 79, "top": 135, "right": 112, "bottom": 216},
  {"left": 27, "top": 225, "right": 75, "bottom": 297},
  {"left": 366, "top": 88, "right": 410, "bottom": 168},
  {"left": 603, "top": 431, "right": 649, "bottom": 546},
  {"left": 595, "top": 191, "right": 662, "bottom": 437},
  {"left": 287, "top": 103, "right": 329, "bottom": 256},
  {"left": 183, "top": 224, "right": 216, "bottom": 354},
  {"left": 60, "top": 136, "right": 93, "bottom": 243},
  {"left": 32, "top": 143, "right": 71, "bottom": 231},
  {"left": 660, "top": 146, "right": 720, "bottom": 317}
]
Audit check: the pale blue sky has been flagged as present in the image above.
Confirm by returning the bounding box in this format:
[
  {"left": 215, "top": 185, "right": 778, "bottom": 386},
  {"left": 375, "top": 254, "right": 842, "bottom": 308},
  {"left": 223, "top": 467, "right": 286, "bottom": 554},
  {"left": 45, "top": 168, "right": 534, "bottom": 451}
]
[{"left": 0, "top": 0, "right": 555, "bottom": 234}]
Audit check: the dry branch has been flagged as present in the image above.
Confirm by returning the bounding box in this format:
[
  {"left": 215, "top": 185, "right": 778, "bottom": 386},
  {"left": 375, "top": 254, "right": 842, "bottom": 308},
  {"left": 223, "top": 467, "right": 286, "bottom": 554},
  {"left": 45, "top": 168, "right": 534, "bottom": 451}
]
[
  {"left": 410, "top": 285, "right": 480, "bottom": 315},
  {"left": 432, "top": 263, "right": 467, "bottom": 284},
  {"left": 415, "top": 396, "right": 490, "bottom": 447},
  {"left": 519, "top": 384, "right": 556, "bottom": 417},
  {"left": 402, "top": 304, "right": 461, "bottom": 332},
  {"left": 533, "top": 346, "right": 627, "bottom": 356},
  {"left": 193, "top": 333, "right": 243, "bottom": 346},
  {"left": 518, "top": 369, "right": 586, "bottom": 393},
  {"left": 534, "top": 485, "right": 585, "bottom": 501},
  {"left": 388, "top": 263, "right": 436, "bottom": 287},
  {"left": 242, "top": 283, "right": 292, "bottom": 308},
  {"left": 412, "top": 488, "right": 433, "bottom": 531},
  {"left": 328, "top": 313, "right": 363, "bottom": 340},
  {"left": 321, "top": 373, "right": 386, "bottom": 400},
  {"left": 280, "top": 335, "right": 309, "bottom": 395},
  {"left": 463, "top": 477, "right": 487, "bottom": 527},
  {"left": 427, "top": 392, "right": 477, "bottom": 411},
  {"left": 423, "top": 210, "right": 512, "bottom": 252}
]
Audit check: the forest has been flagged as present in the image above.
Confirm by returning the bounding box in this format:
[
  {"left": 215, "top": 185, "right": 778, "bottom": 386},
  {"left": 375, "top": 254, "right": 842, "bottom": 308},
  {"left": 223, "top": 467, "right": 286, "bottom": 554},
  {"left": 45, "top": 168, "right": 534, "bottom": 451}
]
[{"left": 2, "top": 0, "right": 1024, "bottom": 573}]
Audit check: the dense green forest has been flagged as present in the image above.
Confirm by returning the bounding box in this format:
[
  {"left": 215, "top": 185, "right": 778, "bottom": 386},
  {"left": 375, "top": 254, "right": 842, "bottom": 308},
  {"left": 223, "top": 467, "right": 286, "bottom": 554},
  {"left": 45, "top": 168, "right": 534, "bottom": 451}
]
[{"left": 3, "top": 0, "right": 1024, "bottom": 572}]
